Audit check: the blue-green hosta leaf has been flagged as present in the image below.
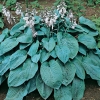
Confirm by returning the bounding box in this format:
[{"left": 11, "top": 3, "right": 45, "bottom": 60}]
[
  {"left": 36, "top": 74, "right": 53, "bottom": 99},
  {"left": 10, "top": 22, "right": 25, "bottom": 35},
  {"left": 5, "top": 85, "right": 27, "bottom": 100},
  {"left": 57, "top": 32, "right": 63, "bottom": 43},
  {"left": 42, "top": 37, "right": 55, "bottom": 52},
  {"left": 0, "top": 38, "right": 19, "bottom": 56},
  {"left": 57, "top": 60, "right": 76, "bottom": 86},
  {"left": 40, "top": 49, "right": 50, "bottom": 63},
  {"left": 72, "top": 55, "right": 85, "bottom": 80},
  {"left": 28, "top": 40, "right": 39, "bottom": 56},
  {"left": 8, "top": 59, "right": 38, "bottom": 87},
  {"left": 88, "top": 52, "right": 100, "bottom": 65},
  {"left": 82, "top": 56, "right": 100, "bottom": 80},
  {"left": 79, "top": 44, "right": 87, "bottom": 55},
  {"left": 37, "top": 31, "right": 44, "bottom": 35},
  {"left": 72, "top": 77, "right": 85, "bottom": 100},
  {"left": 0, "top": 55, "right": 10, "bottom": 76},
  {"left": 55, "top": 42, "right": 70, "bottom": 64},
  {"left": 40, "top": 60, "right": 63, "bottom": 89},
  {"left": 0, "top": 75, "right": 6, "bottom": 85},
  {"left": 63, "top": 34, "right": 79, "bottom": 59},
  {"left": 54, "top": 85, "right": 72, "bottom": 100},
  {"left": 9, "top": 50, "right": 27, "bottom": 70},
  {"left": 17, "top": 32, "right": 33, "bottom": 43},
  {"left": 26, "top": 75, "right": 37, "bottom": 94},
  {"left": 74, "top": 25, "right": 84, "bottom": 32},
  {"left": 79, "top": 16, "right": 97, "bottom": 30},
  {"left": 31, "top": 54, "right": 40, "bottom": 63},
  {"left": 0, "top": 28, "right": 9, "bottom": 42},
  {"left": 78, "top": 34, "right": 96, "bottom": 49},
  {"left": 82, "top": 26, "right": 98, "bottom": 36},
  {"left": 19, "top": 43, "right": 31, "bottom": 49},
  {"left": 50, "top": 49, "right": 57, "bottom": 58}
]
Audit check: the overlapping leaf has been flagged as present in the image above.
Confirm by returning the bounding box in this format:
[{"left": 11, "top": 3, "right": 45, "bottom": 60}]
[
  {"left": 0, "top": 38, "right": 19, "bottom": 56},
  {"left": 57, "top": 60, "right": 76, "bottom": 86},
  {"left": 9, "top": 50, "right": 27, "bottom": 70},
  {"left": 40, "top": 49, "right": 50, "bottom": 63},
  {"left": 40, "top": 60, "right": 63, "bottom": 89},
  {"left": 72, "top": 77, "right": 85, "bottom": 100},
  {"left": 62, "top": 34, "right": 79, "bottom": 59},
  {"left": 10, "top": 22, "right": 25, "bottom": 35},
  {"left": 79, "top": 16, "right": 97, "bottom": 30},
  {"left": 36, "top": 74, "right": 53, "bottom": 99},
  {"left": 55, "top": 41, "right": 70, "bottom": 64},
  {"left": 8, "top": 59, "right": 38, "bottom": 87},
  {"left": 82, "top": 56, "right": 100, "bottom": 80},
  {"left": 5, "top": 85, "right": 27, "bottom": 100},
  {"left": 72, "top": 55, "right": 85, "bottom": 80},
  {"left": 42, "top": 37, "right": 55, "bottom": 52},
  {"left": 78, "top": 34, "right": 96, "bottom": 49},
  {"left": 54, "top": 85, "right": 72, "bottom": 100},
  {"left": 28, "top": 40, "right": 39, "bottom": 56},
  {"left": 0, "top": 28, "right": 9, "bottom": 42}
]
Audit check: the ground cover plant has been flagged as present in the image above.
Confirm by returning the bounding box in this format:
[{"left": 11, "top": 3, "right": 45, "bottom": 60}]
[{"left": 1, "top": 1, "right": 100, "bottom": 100}]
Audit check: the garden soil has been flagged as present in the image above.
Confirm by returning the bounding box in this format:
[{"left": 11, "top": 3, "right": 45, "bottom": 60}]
[{"left": 0, "top": 0, "right": 100, "bottom": 100}]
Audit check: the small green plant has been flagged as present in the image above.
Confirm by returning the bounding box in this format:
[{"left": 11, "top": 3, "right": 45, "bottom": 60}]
[
  {"left": 0, "top": 1, "right": 100, "bottom": 100},
  {"left": 30, "top": 0, "right": 41, "bottom": 9}
]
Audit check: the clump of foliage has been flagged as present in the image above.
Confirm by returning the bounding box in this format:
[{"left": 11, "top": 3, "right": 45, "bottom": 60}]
[
  {"left": 87, "top": 0, "right": 100, "bottom": 6},
  {"left": 91, "top": 15, "right": 100, "bottom": 48},
  {"left": 0, "top": 1, "right": 100, "bottom": 100},
  {"left": 30, "top": 0, "right": 41, "bottom": 9}
]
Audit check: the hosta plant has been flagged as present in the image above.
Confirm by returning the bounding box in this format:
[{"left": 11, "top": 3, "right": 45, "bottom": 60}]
[{"left": 0, "top": 1, "right": 100, "bottom": 100}]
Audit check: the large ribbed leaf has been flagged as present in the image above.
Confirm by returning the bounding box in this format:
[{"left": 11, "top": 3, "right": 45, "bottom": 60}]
[
  {"left": 40, "top": 60, "right": 63, "bottom": 89},
  {"left": 0, "top": 28, "right": 9, "bottom": 42},
  {"left": 82, "top": 26, "right": 98, "bottom": 36},
  {"left": 31, "top": 54, "right": 40, "bottom": 63},
  {"left": 19, "top": 43, "right": 31, "bottom": 49},
  {"left": 88, "top": 52, "right": 100, "bottom": 65},
  {"left": 10, "top": 22, "right": 25, "bottom": 35},
  {"left": 0, "top": 55, "right": 10, "bottom": 76},
  {"left": 40, "top": 49, "right": 50, "bottom": 63},
  {"left": 63, "top": 34, "right": 79, "bottom": 59},
  {"left": 55, "top": 41, "right": 70, "bottom": 64},
  {"left": 26, "top": 75, "right": 37, "bottom": 94},
  {"left": 5, "top": 85, "right": 27, "bottom": 100},
  {"left": 82, "top": 56, "right": 100, "bottom": 80},
  {"left": 78, "top": 34, "right": 96, "bottom": 49},
  {"left": 42, "top": 37, "right": 55, "bottom": 52},
  {"left": 54, "top": 85, "right": 72, "bottom": 100},
  {"left": 8, "top": 59, "right": 38, "bottom": 87},
  {"left": 28, "top": 40, "right": 39, "bottom": 56},
  {"left": 79, "top": 16, "right": 97, "bottom": 30},
  {"left": 17, "top": 34, "right": 33, "bottom": 43},
  {"left": 9, "top": 50, "right": 27, "bottom": 70},
  {"left": 36, "top": 74, "right": 53, "bottom": 99},
  {"left": 79, "top": 44, "right": 87, "bottom": 55},
  {"left": 0, "top": 38, "right": 19, "bottom": 56},
  {"left": 72, "top": 55, "right": 85, "bottom": 80},
  {"left": 72, "top": 77, "right": 85, "bottom": 100},
  {"left": 57, "top": 60, "right": 76, "bottom": 86},
  {"left": 50, "top": 49, "right": 57, "bottom": 58}
]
